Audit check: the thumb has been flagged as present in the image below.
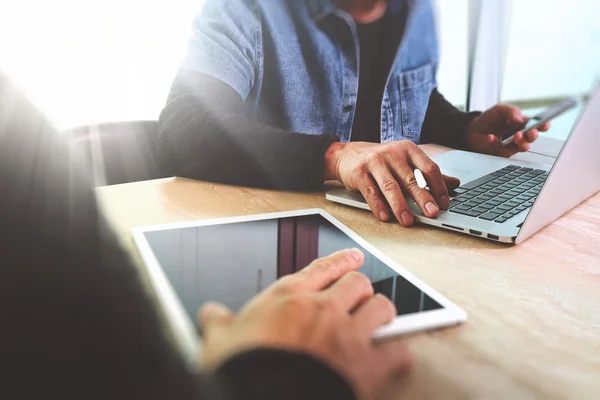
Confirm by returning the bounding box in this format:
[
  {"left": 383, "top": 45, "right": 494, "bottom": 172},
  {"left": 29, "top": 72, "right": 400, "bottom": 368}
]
[{"left": 198, "top": 302, "right": 235, "bottom": 331}]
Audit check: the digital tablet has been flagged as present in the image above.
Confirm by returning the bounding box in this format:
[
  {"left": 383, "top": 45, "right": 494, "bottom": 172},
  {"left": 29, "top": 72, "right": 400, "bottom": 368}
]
[{"left": 132, "top": 209, "right": 467, "bottom": 365}]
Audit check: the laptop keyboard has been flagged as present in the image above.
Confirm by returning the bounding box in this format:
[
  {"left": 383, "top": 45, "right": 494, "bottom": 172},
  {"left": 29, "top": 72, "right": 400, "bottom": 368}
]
[{"left": 449, "top": 165, "right": 549, "bottom": 223}]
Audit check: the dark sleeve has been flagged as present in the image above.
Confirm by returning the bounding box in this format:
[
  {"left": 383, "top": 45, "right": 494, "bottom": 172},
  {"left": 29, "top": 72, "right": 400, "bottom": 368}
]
[
  {"left": 0, "top": 72, "right": 356, "bottom": 400},
  {"left": 215, "top": 349, "right": 357, "bottom": 400},
  {"left": 0, "top": 71, "right": 205, "bottom": 400},
  {"left": 157, "top": 71, "right": 338, "bottom": 191},
  {"left": 420, "top": 88, "right": 481, "bottom": 150}
]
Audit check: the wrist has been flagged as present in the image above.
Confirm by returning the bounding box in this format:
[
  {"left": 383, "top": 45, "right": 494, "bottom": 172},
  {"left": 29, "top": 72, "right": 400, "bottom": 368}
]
[
  {"left": 463, "top": 112, "right": 483, "bottom": 150},
  {"left": 323, "top": 142, "right": 346, "bottom": 181}
]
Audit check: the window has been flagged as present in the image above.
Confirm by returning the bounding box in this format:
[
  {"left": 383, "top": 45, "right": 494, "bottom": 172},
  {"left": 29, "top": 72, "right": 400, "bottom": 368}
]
[
  {"left": 0, "top": 0, "right": 203, "bottom": 130},
  {"left": 435, "top": 0, "right": 470, "bottom": 109},
  {"left": 501, "top": 0, "right": 600, "bottom": 140}
]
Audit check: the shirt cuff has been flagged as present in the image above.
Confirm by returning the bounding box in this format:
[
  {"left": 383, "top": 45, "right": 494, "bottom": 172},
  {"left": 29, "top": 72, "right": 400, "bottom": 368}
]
[
  {"left": 214, "top": 348, "right": 357, "bottom": 400},
  {"left": 454, "top": 110, "right": 482, "bottom": 151}
]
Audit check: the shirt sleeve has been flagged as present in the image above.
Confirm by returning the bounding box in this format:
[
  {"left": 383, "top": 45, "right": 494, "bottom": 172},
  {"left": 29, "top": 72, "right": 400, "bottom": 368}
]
[
  {"left": 157, "top": 71, "right": 338, "bottom": 191},
  {"left": 214, "top": 349, "right": 357, "bottom": 400},
  {"left": 180, "top": 0, "right": 261, "bottom": 101},
  {"left": 420, "top": 88, "right": 481, "bottom": 150}
]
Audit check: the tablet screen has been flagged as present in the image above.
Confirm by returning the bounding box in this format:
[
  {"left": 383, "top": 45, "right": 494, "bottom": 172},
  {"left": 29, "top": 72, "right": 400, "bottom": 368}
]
[{"left": 142, "top": 213, "right": 443, "bottom": 327}]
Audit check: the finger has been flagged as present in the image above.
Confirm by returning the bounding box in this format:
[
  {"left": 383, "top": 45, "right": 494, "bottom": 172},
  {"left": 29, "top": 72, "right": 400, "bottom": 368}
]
[
  {"left": 355, "top": 169, "right": 391, "bottom": 222},
  {"left": 370, "top": 164, "right": 413, "bottom": 227},
  {"left": 376, "top": 341, "right": 413, "bottom": 376},
  {"left": 494, "top": 104, "right": 526, "bottom": 126},
  {"left": 526, "top": 129, "right": 539, "bottom": 142},
  {"left": 539, "top": 121, "right": 551, "bottom": 132},
  {"left": 198, "top": 302, "right": 235, "bottom": 331},
  {"left": 325, "top": 271, "right": 374, "bottom": 312},
  {"left": 487, "top": 134, "right": 516, "bottom": 158},
  {"left": 512, "top": 131, "right": 531, "bottom": 152},
  {"left": 289, "top": 249, "right": 364, "bottom": 292},
  {"left": 395, "top": 164, "right": 440, "bottom": 217},
  {"left": 406, "top": 148, "right": 450, "bottom": 210},
  {"left": 443, "top": 174, "right": 461, "bottom": 192},
  {"left": 353, "top": 293, "right": 397, "bottom": 337}
]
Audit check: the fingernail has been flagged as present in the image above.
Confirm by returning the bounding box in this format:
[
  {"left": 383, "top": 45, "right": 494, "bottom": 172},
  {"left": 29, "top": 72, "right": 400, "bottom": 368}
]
[
  {"left": 400, "top": 211, "right": 413, "bottom": 226},
  {"left": 425, "top": 202, "right": 439, "bottom": 215},
  {"left": 439, "top": 195, "right": 450, "bottom": 209},
  {"left": 379, "top": 210, "right": 388, "bottom": 221},
  {"left": 350, "top": 248, "right": 363, "bottom": 261}
]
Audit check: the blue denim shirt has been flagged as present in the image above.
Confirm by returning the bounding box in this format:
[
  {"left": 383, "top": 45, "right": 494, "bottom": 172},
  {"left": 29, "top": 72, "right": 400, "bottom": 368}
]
[{"left": 181, "top": 0, "right": 438, "bottom": 143}]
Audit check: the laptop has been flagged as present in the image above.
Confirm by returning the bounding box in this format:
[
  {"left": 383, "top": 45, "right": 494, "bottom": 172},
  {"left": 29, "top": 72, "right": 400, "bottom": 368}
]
[{"left": 326, "top": 86, "right": 600, "bottom": 244}]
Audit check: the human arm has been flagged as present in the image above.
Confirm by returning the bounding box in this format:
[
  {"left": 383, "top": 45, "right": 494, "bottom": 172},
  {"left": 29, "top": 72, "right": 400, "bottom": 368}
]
[
  {"left": 420, "top": 89, "right": 550, "bottom": 157},
  {"left": 157, "top": 71, "right": 337, "bottom": 191},
  {"left": 0, "top": 72, "right": 371, "bottom": 400}
]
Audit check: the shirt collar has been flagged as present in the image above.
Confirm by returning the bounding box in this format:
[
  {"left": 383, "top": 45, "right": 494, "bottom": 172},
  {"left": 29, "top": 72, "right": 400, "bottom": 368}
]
[
  {"left": 308, "top": 0, "right": 338, "bottom": 21},
  {"left": 309, "top": 0, "right": 419, "bottom": 22}
]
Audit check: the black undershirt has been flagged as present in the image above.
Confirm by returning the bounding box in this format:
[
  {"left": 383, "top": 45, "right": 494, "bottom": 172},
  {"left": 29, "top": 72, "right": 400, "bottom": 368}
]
[{"left": 352, "top": 14, "right": 401, "bottom": 143}]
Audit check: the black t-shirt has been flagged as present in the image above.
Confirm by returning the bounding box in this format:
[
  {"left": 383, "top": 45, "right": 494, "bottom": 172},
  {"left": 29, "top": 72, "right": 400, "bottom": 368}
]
[
  {"left": 352, "top": 13, "right": 405, "bottom": 143},
  {"left": 351, "top": 17, "right": 389, "bottom": 142}
]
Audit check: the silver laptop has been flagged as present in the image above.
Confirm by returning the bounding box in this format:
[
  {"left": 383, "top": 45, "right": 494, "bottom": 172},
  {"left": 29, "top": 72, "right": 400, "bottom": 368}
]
[{"left": 326, "top": 86, "right": 600, "bottom": 244}]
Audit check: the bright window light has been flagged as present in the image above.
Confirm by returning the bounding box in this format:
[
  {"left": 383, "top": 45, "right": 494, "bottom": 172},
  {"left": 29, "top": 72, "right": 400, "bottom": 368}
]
[{"left": 0, "top": 0, "right": 205, "bottom": 130}]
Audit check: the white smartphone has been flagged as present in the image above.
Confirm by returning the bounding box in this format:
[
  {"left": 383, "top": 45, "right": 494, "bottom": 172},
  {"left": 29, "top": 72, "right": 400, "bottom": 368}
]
[
  {"left": 132, "top": 209, "right": 467, "bottom": 367},
  {"left": 500, "top": 97, "right": 579, "bottom": 145}
]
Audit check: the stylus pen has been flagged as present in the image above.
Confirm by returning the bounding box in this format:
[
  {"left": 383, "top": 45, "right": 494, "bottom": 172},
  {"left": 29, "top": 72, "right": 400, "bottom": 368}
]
[{"left": 414, "top": 169, "right": 427, "bottom": 189}]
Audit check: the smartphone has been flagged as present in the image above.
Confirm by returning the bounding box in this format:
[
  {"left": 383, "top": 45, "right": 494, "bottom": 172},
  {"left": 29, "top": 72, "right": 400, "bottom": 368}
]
[{"left": 500, "top": 97, "right": 579, "bottom": 145}]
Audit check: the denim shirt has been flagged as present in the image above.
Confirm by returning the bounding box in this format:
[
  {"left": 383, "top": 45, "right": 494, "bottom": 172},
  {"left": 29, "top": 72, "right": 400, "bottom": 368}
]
[{"left": 181, "top": 0, "right": 438, "bottom": 143}]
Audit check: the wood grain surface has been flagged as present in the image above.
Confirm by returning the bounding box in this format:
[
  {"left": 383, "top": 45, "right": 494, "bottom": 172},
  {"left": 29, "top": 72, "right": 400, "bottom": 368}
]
[{"left": 96, "top": 144, "right": 600, "bottom": 400}]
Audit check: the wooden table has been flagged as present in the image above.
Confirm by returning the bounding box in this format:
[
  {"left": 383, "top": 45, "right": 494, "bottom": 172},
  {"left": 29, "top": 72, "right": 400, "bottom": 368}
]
[{"left": 97, "top": 144, "right": 600, "bottom": 400}]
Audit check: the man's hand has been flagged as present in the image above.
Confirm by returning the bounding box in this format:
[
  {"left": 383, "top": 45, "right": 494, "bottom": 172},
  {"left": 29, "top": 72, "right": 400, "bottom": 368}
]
[
  {"left": 324, "top": 141, "right": 460, "bottom": 226},
  {"left": 465, "top": 104, "right": 551, "bottom": 158},
  {"left": 199, "top": 249, "right": 411, "bottom": 400}
]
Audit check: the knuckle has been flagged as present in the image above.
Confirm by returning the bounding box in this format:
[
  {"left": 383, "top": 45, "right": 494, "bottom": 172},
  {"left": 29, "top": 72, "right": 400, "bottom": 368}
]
[
  {"left": 380, "top": 177, "right": 400, "bottom": 193},
  {"left": 375, "top": 293, "right": 397, "bottom": 316},
  {"left": 389, "top": 201, "right": 408, "bottom": 212},
  {"left": 348, "top": 272, "right": 374, "bottom": 294},
  {"left": 421, "top": 161, "right": 441, "bottom": 175},
  {"left": 313, "top": 258, "right": 340, "bottom": 277},
  {"left": 363, "top": 184, "right": 379, "bottom": 200},
  {"left": 403, "top": 173, "right": 418, "bottom": 189},
  {"left": 401, "top": 140, "right": 416, "bottom": 150},
  {"left": 273, "top": 276, "right": 299, "bottom": 295},
  {"left": 351, "top": 163, "right": 368, "bottom": 177},
  {"left": 414, "top": 191, "right": 433, "bottom": 204}
]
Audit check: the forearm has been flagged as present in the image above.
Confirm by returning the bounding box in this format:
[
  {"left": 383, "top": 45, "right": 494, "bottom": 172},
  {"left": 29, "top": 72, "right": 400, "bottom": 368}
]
[
  {"left": 420, "top": 89, "right": 481, "bottom": 150},
  {"left": 157, "top": 72, "right": 338, "bottom": 191}
]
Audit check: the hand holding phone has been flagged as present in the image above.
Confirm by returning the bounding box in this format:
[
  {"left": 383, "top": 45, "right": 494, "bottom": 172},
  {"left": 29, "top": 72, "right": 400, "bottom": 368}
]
[{"left": 500, "top": 97, "right": 579, "bottom": 146}]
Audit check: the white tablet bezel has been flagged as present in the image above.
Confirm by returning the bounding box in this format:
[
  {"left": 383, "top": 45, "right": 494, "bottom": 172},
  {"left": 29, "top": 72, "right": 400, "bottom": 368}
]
[{"left": 132, "top": 208, "right": 467, "bottom": 367}]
